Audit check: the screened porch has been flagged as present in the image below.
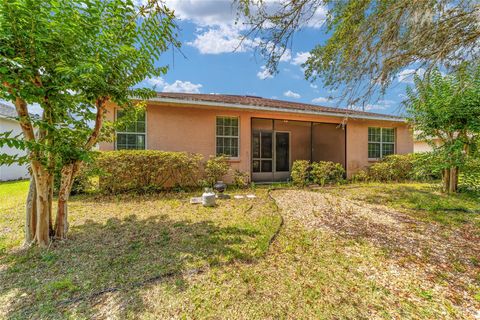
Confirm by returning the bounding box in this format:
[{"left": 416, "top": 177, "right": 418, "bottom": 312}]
[{"left": 251, "top": 118, "right": 346, "bottom": 182}]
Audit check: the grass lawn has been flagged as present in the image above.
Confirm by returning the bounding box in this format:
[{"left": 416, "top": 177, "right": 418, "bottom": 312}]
[{"left": 0, "top": 180, "right": 479, "bottom": 319}]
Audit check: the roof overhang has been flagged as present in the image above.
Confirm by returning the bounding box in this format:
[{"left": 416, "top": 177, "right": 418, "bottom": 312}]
[
  {"left": 148, "top": 97, "right": 406, "bottom": 123},
  {"left": 0, "top": 115, "right": 18, "bottom": 122}
]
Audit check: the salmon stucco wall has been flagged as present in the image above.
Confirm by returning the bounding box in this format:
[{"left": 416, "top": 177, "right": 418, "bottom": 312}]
[
  {"left": 100, "top": 102, "right": 414, "bottom": 180},
  {"left": 345, "top": 119, "right": 413, "bottom": 177},
  {"left": 99, "top": 102, "right": 252, "bottom": 179}
]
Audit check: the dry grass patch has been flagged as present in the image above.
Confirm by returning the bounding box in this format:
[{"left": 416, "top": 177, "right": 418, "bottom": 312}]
[
  {"left": 0, "top": 183, "right": 281, "bottom": 319},
  {"left": 1, "top": 181, "right": 479, "bottom": 319},
  {"left": 273, "top": 186, "right": 480, "bottom": 318}
]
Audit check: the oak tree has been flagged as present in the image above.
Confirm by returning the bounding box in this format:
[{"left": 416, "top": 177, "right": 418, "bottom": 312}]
[{"left": 237, "top": 0, "right": 480, "bottom": 105}]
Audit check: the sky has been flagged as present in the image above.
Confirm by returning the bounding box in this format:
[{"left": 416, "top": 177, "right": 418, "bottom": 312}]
[
  {"left": 2, "top": 0, "right": 425, "bottom": 117},
  {"left": 135, "top": 0, "right": 425, "bottom": 116}
]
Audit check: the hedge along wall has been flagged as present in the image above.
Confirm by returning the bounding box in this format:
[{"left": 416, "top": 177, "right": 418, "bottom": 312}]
[{"left": 94, "top": 150, "right": 204, "bottom": 193}]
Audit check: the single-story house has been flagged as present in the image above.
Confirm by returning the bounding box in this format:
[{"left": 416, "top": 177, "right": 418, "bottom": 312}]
[
  {"left": 0, "top": 103, "right": 30, "bottom": 181},
  {"left": 99, "top": 93, "right": 414, "bottom": 182},
  {"left": 414, "top": 137, "right": 442, "bottom": 153}
]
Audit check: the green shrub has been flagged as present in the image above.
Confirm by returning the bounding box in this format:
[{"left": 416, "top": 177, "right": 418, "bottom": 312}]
[
  {"left": 368, "top": 154, "right": 414, "bottom": 182},
  {"left": 459, "top": 157, "right": 480, "bottom": 192},
  {"left": 95, "top": 150, "right": 203, "bottom": 193},
  {"left": 204, "top": 155, "right": 230, "bottom": 186},
  {"left": 69, "top": 167, "right": 95, "bottom": 194},
  {"left": 54, "top": 158, "right": 97, "bottom": 195},
  {"left": 410, "top": 152, "right": 442, "bottom": 181},
  {"left": 291, "top": 160, "right": 310, "bottom": 186},
  {"left": 367, "top": 153, "right": 443, "bottom": 182},
  {"left": 368, "top": 160, "right": 396, "bottom": 181},
  {"left": 310, "top": 161, "right": 345, "bottom": 186},
  {"left": 233, "top": 169, "right": 249, "bottom": 188},
  {"left": 291, "top": 160, "right": 345, "bottom": 186},
  {"left": 351, "top": 169, "right": 369, "bottom": 182}
]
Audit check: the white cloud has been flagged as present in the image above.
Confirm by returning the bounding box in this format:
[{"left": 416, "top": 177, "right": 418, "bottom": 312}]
[
  {"left": 143, "top": 76, "right": 202, "bottom": 93},
  {"left": 188, "top": 28, "right": 294, "bottom": 58},
  {"left": 187, "top": 25, "right": 257, "bottom": 54},
  {"left": 305, "top": 5, "right": 328, "bottom": 28},
  {"left": 312, "top": 97, "right": 329, "bottom": 104},
  {"left": 136, "top": 0, "right": 327, "bottom": 58},
  {"left": 163, "top": 0, "right": 253, "bottom": 55},
  {"left": 257, "top": 66, "right": 273, "bottom": 80},
  {"left": 310, "top": 83, "right": 318, "bottom": 89},
  {"left": 365, "top": 99, "right": 396, "bottom": 111},
  {"left": 165, "top": 0, "right": 238, "bottom": 28},
  {"left": 145, "top": 76, "right": 166, "bottom": 87},
  {"left": 283, "top": 90, "right": 301, "bottom": 99},
  {"left": 279, "top": 49, "right": 292, "bottom": 62},
  {"left": 398, "top": 68, "right": 425, "bottom": 83},
  {"left": 163, "top": 80, "right": 203, "bottom": 93},
  {"left": 264, "top": 42, "right": 291, "bottom": 62},
  {"left": 291, "top": 51, "right": 311, "bottom": 66},
  {"left": 162, "top": 0, "right": 327, "bottom": 29},
  {"left": 132, "top": 0, "right": 236, "bottom": 27},
  {"left": 169, "top": 1, "right": 322, "bottom": 57}
]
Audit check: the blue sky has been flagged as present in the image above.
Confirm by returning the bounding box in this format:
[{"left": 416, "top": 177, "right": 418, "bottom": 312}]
[
  {"left": 1, "top": 0, "right": 424, "bottom": 117},
  {"left": 136, "top": 0, "right": 425, "bottom": 116}
]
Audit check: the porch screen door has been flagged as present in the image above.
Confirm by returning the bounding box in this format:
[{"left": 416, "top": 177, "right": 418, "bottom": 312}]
[
  {"left": 252, "top": 131, "right": 273, "bottom": 176},
  {"left": 252, "top": 130, "right": 290, "bottom": 182}
]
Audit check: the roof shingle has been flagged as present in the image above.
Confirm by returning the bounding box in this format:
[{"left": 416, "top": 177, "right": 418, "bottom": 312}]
[
  {"left": 153, "top": 92, "right": 404, "bottom": 121},
  {"left": 0, "top": 103, "right": 18, "bottom": 119}
]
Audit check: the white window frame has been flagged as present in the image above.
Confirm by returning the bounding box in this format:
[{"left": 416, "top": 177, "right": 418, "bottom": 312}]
[
  {"left": 215, "top": 116, "right": 240, "bottom": 159},
  {"left": 115, "top": 108, "right": 147, "bottom": 150},
  {"left": 368, "top": 127, "right": 395, "bottom": 160}
]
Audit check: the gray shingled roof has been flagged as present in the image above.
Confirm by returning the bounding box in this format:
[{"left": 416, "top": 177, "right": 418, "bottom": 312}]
[
  {"left": 152, "top": 92, "right": 404, "bottom": 122},
  {"left": 0, "top": 102, "right": 39, "bottom": 120},
  {"left": 0, "top": 103, "right": 18, "bottom": 119}
]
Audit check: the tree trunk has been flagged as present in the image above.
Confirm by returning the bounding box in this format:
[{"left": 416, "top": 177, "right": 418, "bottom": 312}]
[
  {"left": 443, "top": 168, "right": 451, "bottom": 193},
  {"left": 13, "top": 96, "right": 53, "bottom": 247},
  {"left": 53, "top": 97, "right": 106, "bottom": 241},
  {"left": 24, "top": 177, "right": 37, "bottom": 246},
  {"left": 449, "top": 166, "right": 458, "bottom": 193},
  {"left": 55, "top": 162, "right": 81, "bottom": 240},
  {"left": 55, "top": 164, "right": 74, "bottom": 239},
  {"left": 48, "top": 174, "right": 54, "bottom": 237},
  {"left": 32, "top": 166, "right": 53, "bottom": 248}
]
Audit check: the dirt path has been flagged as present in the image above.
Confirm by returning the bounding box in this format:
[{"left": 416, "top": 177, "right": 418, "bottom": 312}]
[{"left": 271, "top": 189, "right": 480, "bottom": 319}]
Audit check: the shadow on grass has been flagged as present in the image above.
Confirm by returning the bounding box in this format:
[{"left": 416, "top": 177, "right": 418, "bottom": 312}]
[
  {"left": 0, "top": 213, "right": 259, "bottom": 319},
  {"left": 356, "top": 184, "right": 480, "bottom": 227}
]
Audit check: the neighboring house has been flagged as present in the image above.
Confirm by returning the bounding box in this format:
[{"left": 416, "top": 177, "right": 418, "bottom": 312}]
[
  {"left": 0, "top": 103, "right": 30, "bottom": 181},
  {"left": 99, "top": 93, "right": 414, "bottom": 181},
  {"left": 414, "top": 138, "right": 442, "bottom": 153}
]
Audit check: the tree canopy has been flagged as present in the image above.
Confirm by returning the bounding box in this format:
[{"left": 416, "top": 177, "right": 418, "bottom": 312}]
[
  {"left": 0, "top": 0, "right": 178, "bottom": 246},
  {"left": 405, "top": 64, "right": 480, "bottom": 192},
  {"left": 237, "top": 0, "right": 480, "bottom": 105}
]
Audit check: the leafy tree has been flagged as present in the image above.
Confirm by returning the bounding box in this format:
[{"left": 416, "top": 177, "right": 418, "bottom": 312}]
[
  {"left": 0, "top": 0, "right": 178, "bottom": 246},
  {"left": 405, "top": 64, "right": 480, "bottom": 193},
  {"left": 237, "top": 0, "right": 479, "bottom": 105}
]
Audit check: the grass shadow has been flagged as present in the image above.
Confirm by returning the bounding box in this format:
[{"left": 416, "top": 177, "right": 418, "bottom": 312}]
[
  {"left": 1, "top": 212, "right": 260, "bottom": 319},
  {"left": 350, "top": 184, "right": 480, "bottom": 228}
]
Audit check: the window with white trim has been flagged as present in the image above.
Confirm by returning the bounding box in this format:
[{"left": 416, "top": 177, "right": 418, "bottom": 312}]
[
  {"left": 116, "top": 110, "right": 146, "bottom": 150},
  {"left": 368, "top": 127, "right": 395, "bottom": 159},
  {"left": 216, "top": 116, "right": 239, "bottom": 157}
]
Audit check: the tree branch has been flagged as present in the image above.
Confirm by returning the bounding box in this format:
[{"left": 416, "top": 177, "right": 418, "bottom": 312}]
[{"left": 85, "top": 97, "right": 108, "bottom": 150}]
